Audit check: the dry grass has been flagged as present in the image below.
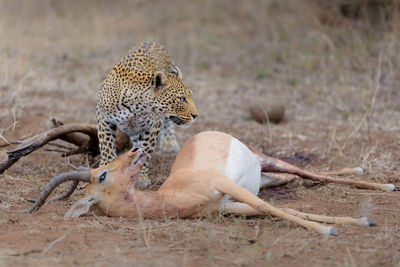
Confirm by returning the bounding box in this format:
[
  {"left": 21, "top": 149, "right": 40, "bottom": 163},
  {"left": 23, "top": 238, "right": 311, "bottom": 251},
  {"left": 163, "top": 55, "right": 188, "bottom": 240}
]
[{"left": 0, "top": 0, "right": 400, "bottom": 266}]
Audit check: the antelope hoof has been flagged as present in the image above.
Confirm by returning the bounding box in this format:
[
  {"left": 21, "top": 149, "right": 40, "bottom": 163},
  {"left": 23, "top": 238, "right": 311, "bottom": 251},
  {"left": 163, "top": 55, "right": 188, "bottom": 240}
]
[
  {"left": 367, "top": 217, "right": 378, "bottom": 227},
  {"left": 330, "top": 227, "right": 338, "bottom": 236},
  {"left": 384, "top": 184, "right": 400, "bottom": 191},
  {"left": 359, "top": 217, "right": 378, "bottom": 227},
  {"left": 354, "top": 167, "right": 366, "bottom": 175},
  {"left": 321, "top": 226, "right": 338, "bottom": 236}
]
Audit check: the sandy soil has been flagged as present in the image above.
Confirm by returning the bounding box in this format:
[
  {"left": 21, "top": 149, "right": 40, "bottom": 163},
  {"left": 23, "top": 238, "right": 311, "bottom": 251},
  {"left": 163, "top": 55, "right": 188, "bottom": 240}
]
[{"left": 1, "top": 1, "right": 400, "bottom": 266}]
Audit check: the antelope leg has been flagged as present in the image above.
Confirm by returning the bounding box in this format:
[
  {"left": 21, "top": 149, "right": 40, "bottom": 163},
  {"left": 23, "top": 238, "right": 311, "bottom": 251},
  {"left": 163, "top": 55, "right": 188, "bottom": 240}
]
[
  {"left": 256, "top": 154, "right": 397, "bottom": 191},
  {"left": 283, "top": 208, "right": 377, "bottom": 227},
  {"left": 213, "top": 175, "right": 337, "bottom": 236}
]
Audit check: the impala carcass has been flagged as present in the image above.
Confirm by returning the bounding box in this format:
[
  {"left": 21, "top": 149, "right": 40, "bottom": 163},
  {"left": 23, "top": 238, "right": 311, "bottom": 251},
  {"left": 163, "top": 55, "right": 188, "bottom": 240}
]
[{"left": 22, "top": 131, "right": 399, "bottom": 236}]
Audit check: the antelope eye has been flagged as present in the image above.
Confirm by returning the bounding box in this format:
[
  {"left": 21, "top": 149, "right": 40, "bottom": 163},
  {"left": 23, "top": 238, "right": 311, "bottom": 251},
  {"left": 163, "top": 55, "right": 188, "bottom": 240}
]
[
  {"left": 99, "top": 171, "right": 107, "bottom": 183},
  {"left": 179, "top": 96, "right": 187, "bottom": 103}
]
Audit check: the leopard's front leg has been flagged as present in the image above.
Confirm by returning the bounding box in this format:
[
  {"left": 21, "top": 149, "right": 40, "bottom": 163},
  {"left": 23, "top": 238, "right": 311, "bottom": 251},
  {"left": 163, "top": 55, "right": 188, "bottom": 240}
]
[
  {"left": 97, "top": 110, "right": 118, "bottom": 166},
  {"left": 159, "top": 115, "right": 180, "bottom": 153},
  {"left": 131, "top": 118, "right": 162, "bottom": 189}
]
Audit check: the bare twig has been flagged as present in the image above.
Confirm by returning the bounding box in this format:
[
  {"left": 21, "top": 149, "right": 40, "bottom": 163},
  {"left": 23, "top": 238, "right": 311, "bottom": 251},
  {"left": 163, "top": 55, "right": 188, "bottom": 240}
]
[
  {"left": 7, "top": 248, "right": 42, "bottom": 256},
  {"left": 41, "top": 233, "right": 69, "bottom": 255},
  {"left": 0, "top": 123, "right": 15, "bottom": 145},
  {"left": 341, "top": 53, "right": 382, "bottom": 151},
  {"left": 345, "top": 247, "right": 357, "bottom": 267},
  {"left": 0, "top": 143, "right": 11, "bottom": 148}
]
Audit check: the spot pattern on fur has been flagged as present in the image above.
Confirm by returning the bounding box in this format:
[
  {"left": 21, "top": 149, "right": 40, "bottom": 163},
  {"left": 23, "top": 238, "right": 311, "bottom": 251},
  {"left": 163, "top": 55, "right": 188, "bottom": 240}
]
[{"left": 97, "top": 42, "right": 199, "bottom": 188}]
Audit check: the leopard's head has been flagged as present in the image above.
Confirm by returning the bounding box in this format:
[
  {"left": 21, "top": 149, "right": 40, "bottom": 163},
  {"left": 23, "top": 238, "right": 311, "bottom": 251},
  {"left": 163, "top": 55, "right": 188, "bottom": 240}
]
[{"left": 152, "top": 66, "right": 199, "bottom": 128}]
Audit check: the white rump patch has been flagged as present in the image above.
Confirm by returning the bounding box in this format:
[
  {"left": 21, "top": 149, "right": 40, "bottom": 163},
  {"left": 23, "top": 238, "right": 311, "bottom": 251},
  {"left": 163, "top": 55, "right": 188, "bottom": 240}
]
[{"left": 223, "top": 138, "right": 261, "bottom": 195}]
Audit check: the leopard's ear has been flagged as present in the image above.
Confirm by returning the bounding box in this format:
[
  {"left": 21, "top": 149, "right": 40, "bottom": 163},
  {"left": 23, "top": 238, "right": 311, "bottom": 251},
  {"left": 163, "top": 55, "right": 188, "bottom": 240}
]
[
  {"left": 153, "top": 71, "right": 166, "bottom": 94},
  {"left": 170, "top": 66, "right": 182, "bottom": 79}
]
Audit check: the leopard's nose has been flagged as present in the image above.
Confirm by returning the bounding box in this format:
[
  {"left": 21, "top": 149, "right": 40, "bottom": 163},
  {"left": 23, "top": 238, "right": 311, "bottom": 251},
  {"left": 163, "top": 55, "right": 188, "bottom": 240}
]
[{"left": 191, "top": 113, "right": 198, "bottom": 119}]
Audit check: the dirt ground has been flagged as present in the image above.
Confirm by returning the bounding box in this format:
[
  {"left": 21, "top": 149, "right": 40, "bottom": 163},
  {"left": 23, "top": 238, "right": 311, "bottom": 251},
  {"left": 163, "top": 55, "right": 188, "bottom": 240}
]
[{"left": 1, "top": 1, "right": 400, "bottom": 266}]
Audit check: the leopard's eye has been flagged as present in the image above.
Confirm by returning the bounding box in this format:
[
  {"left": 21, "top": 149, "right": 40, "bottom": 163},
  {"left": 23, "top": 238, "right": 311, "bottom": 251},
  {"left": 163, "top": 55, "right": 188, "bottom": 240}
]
[
  {"left": 178, "top": 96, "right": 187, "bottom": 103},
  {"left": 99, "top": 171, "right": 107, "bottom": 183}
]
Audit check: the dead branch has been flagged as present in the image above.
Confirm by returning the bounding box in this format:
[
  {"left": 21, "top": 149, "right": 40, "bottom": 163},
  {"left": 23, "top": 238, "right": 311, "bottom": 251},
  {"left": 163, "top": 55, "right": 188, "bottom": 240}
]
[
  {"left": 0, "top": 119, "right": 131, "bottom": 174},
  {"left": 49, "top": 119, "right": 99, "bottom": 156},
  {"left": 0, "top": 159, "right": 19, "bottom": 174},
  {"left": 7, "top": 123, "right": 98, "bottom": 160}
]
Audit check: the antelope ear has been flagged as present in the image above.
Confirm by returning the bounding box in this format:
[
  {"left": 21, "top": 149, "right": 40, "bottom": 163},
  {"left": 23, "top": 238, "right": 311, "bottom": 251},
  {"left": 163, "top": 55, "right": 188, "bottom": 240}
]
[
  {"left": 64, "top": 195, "right": 100, "bottom": 218},
  {"left": 153, "top": 71, "right": 166, "bottom": 94}
]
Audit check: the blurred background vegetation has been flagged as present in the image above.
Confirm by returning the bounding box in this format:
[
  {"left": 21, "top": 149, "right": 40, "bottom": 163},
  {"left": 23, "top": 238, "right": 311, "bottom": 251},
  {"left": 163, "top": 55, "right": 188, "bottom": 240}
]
[{"left": 0, "top": 0, "right": 399, "bottom": 158}]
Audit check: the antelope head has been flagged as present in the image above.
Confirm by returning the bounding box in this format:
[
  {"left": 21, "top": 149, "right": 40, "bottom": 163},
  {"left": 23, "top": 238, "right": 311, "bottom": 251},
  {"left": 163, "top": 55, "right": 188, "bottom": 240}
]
[
  {"left": 65, "top": 148, "right": 147, "bottom": 218},
  {"left": 20, "top": 148, "right": 147, "bottom": 217}
]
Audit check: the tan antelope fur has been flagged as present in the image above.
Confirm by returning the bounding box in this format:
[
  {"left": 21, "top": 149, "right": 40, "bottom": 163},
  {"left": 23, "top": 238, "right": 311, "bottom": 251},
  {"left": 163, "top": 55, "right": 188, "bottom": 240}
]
[{"left": 25, "top": 131, "right": 399, "bottom": 236}]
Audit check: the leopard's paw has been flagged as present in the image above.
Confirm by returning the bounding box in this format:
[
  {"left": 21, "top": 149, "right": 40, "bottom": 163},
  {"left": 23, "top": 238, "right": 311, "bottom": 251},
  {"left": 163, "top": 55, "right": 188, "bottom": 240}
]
[
  {"left": 159, "top": 137, "right": 180, "bottom": 153},
  {"left": 136, "top": 177, "right": 152, "bottom": 189}
]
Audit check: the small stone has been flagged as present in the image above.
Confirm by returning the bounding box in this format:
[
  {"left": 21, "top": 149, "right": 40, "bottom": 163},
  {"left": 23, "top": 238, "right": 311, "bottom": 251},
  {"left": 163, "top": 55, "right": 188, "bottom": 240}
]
[{"left": 249, "top": 101, "right": 285, "bottom": 124}]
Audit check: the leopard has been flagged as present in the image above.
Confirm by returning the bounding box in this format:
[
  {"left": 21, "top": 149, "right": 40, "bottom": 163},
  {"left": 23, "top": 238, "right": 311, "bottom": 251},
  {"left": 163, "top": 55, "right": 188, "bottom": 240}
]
[{"left": 96, "top": 42, "right": 199, "bottom": 189}]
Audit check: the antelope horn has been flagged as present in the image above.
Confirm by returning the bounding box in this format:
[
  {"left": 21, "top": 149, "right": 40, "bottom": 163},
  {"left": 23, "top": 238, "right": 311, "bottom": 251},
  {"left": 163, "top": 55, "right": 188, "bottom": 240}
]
[
  {"left": 25, "top": 167, "right": 91, "bottom": 203},
  {"left": 25, "top": 180, "right": 79, "bottom": 203},
  {"left": 45, "top": 166, "right": 91, "bottom": 202},
  {"left": 17, "top": 170, "right": 91, "bottom": 213}
]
